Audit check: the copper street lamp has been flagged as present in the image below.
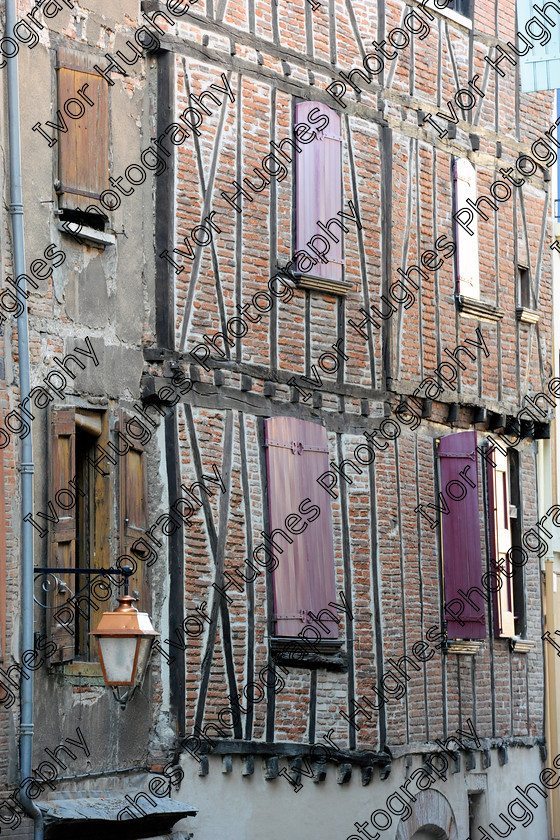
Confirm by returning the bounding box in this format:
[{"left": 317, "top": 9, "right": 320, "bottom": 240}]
[
  {"left": 35, "top": 564, "right": 159, "bottom": 709},
  {"left": 89, "top": 566, "right": 159, "bottom": 708}
]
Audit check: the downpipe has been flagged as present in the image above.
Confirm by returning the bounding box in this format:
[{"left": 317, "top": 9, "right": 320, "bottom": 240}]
[{"left": 4, "top": 0, "right": 43, "bottom": 837}]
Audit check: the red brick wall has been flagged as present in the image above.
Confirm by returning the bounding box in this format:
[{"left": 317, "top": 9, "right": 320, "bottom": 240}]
[{"left": 170, "top": 0, "right": 552, "bottom": 754}]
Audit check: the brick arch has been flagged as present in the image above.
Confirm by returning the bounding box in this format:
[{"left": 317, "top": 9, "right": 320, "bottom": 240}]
[{"left": 395, "top": 790, "right": 458, "bottom": 840}]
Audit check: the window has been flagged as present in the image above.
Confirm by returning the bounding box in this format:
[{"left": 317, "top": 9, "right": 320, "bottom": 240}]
[
  {"left": 264, "top": 417, "right": 337, "bottom": 639},
  {"left": 518, "top": 265, "right": 531, "bottom": 310},
  {"left": 439, "top": 432, "right": 525, "bottom": 641},
  {"left": 468, "top": 792, "right": 486, "bottom": 838},
  {"left": 439, "top": 431, "right": 486, "bottom": 640},
  {"left": 508, "top": 449, "right": 526, "bottom": 637},
  {"left": 48, "top": 407, "right": 147, "bottom": 662},
  {"left": 517, "top": 0, "right": 560, "bottom": 92},
  {"left": 453, "top": 158, "right": 480, "bottom": 301},
  {"left": 486, "top": 445, "right": 516, "bottom": 637},
  {"left": 294, "top": 101, "right": 350, "bottom": 295},
  {"left": 56, "top": 47, "right": 109, "bottom": 218},
  {"left": 448, "top": 0, "right": 473, "bottom": 18}
]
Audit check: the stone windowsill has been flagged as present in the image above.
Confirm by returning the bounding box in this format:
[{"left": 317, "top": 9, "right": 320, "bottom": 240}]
[
  {"left": 510, "top": 638, "right": 536, "bottom": 654},
  {"left": 293, "top": 272, "right": 354, "bottom": 296},
  {"left": 58, "top": 221, "right": 116, "bottom": 249},
  {"left": 445, "top": 639, "right": 484, "bottom": 655},
  {"left": 516, "top": 307, "right": 539, "bottom": 325},
  {"left": 457, "top": 295, "right": 504, "bottom": 322}
]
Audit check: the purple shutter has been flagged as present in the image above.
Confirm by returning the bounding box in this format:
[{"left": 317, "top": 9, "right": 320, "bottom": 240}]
[
  {"left": 439, "top": 431, "right": 486, "bottom": 640},
  {"left": 454, "top": 158, "right": 480, "bottom": 299},
  {"left": 265, "top": 417, "right": 337, "bottom": 638},
  {"left": 295, "top": 101, "right": 343, "bottom": 286}
]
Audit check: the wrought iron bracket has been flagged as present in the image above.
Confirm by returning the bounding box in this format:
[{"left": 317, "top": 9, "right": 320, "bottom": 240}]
[{"left": 34, "top": 565, "right": 133, "bottom": 595}]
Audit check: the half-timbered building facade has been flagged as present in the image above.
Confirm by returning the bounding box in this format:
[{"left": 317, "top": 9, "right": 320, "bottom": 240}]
[
  {"left": 138, "top": 0, "right": 556, "bottom": 837},
  {"left": 1, "top": 0, "right": 558, "bottom": 837}
]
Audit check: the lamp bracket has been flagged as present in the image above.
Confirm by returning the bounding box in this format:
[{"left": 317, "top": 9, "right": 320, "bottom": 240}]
[{"left": 35, "top": 565, "right": 133, "bottom": 595}]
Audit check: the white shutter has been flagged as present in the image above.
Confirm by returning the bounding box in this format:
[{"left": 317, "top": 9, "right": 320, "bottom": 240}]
[
  {"left": 489, "top": 448, "right": 516, "bottom": 638},
  {"left": 517, "top": 0, "right": 560, "bottom": 92},
  {"left": 454, "top": 158, "right": 480, "bottom": 300}
]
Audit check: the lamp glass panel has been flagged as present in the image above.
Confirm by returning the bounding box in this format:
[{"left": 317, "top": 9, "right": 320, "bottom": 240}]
[
  {"left": 134, "top": 636, "right": 154, "bottom": 687},
  {"left": 98, "top": 637, "right": 139, "bottom": 684}
]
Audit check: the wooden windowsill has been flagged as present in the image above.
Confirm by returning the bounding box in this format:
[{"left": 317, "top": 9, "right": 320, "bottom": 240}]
[{"left": 52, "top": 661, "right": 106, "bottom": 685}]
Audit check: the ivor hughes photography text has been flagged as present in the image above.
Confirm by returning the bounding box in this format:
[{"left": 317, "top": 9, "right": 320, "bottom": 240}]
[{"left": 3, "top": 0, "right": 560, "bottom": 839}]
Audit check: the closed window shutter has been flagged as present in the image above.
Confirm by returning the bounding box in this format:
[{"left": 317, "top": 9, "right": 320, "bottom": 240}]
[
  {"left": 295, "top": 101, "right": 343, "bottom": 287},
  {"left": 119, "top": 411, "right": 149, "bottom": 614},
  {"left": 487, "top": 446, "right": 516, "bottom": 637},
  {"left": 439, "top": 431, "right": 486, "bottom": 640},
  {"left": 57, "top": 47, "right": 109, "bottom": 210},
  {"left": 265, "top": 417, "right": 337, "bottom": 639},
  {"left": 85, "top": 412, "right": 111, "bottom": 576},
  {"left": 49, "top": 406, "right": 77, "bottom": 662},
  {"left": 517, "top": 0, "right": 560, "bottom": 92},
  {"left": 454, "top": 158, "right": 480, "bottom": 300}
]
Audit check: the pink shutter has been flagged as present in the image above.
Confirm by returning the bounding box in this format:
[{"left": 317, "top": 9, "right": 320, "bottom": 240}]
[
  {"left": 265, "top": 417, "right": 337, "bottom": 639},
  {"left": 439, "top": 431, "right": 486, "bottom": 640},
  {"left": 487, "top": 447, "right": 515, "bottom": 637},
  {"left": 454, "top": 158, "right": 480, "bottom": 299},
  {"left": 295, "top": 101, "right": 343, "bottom": 286}
]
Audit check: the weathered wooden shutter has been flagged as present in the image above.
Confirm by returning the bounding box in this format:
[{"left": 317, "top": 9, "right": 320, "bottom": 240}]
[
  {"left": 439, "top": 431, "right": 486, "bottom": 640},
  {"left": 48, "top": 406, "right": 76, "bottom": 662},
  {"left": 487, "top": 446, "right": 516, "bottom": 637},
  {"left": 295, "top": 101, "right": 343, "bottom": 289},
  {"left": 517, "top": 0, "right": 560, "bottom": 92},
  {"left": 57, "top": 47, "right": 109, "bottom": 210},
  {"left": 265, "top": 417, "right": 337, "bottom": 638},
  {"left": 119, "top": 411, "right": 149, "bottom": 613},
  {"left": 454, "top": 158, "right": 480, "bottom": 299}
]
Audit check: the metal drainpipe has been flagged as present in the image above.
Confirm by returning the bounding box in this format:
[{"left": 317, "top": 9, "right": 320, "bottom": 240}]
[{"left": 5, "top": 1, "right": 43, "bottom": 838}]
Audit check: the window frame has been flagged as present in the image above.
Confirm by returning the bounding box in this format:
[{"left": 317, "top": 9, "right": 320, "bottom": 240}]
[
  {"left": 453, "top": 158, "right": 505, "bottom": 322},
  {"left": 508, "top": 449, "right": 527, "bottom": 638},
  {"left": 48, "top": 407, "right": 112, "bottom": 663},
  {"left": 446, "top": 0, "right": 474, "bottom": 23},
  {"left": 264, "top": 417, "right": 340, "bottom": 648},
  {"left": 55, "top": 46, "right": 110, "bottom": 218},
  {"left": 293, "top": 100, "right": 353, "bottom": 296},
  {"left": 439, "top": 430, "right": 487, "bottom": 641},
  {"left": 47, "top": 404, "right": 148, "bottom": 666},
  {"left": 486, "top": 444, "right": 516, "bottom": 638},
  {"left": 518, "top": 264, "right": 531, "bottom": 310},
  {"left": 453, "top": 157, "right": 481, "bottom": 302},
  {"left": 517, "top": 0, "right": 560, "bottom": 92}
]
